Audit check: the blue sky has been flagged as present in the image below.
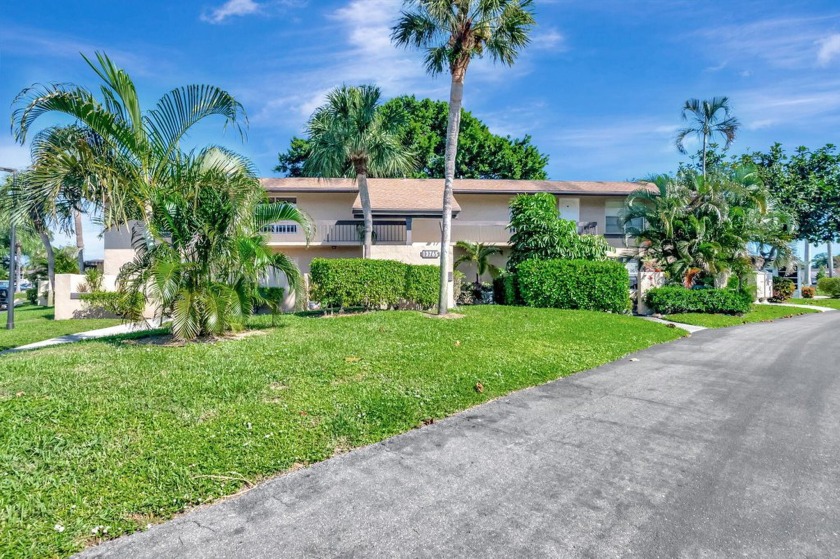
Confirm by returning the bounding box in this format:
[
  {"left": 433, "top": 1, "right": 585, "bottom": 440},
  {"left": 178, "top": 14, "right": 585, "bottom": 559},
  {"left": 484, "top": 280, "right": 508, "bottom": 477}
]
[{"left": 2, "top": 0, "right": 839, "bottom": 258}]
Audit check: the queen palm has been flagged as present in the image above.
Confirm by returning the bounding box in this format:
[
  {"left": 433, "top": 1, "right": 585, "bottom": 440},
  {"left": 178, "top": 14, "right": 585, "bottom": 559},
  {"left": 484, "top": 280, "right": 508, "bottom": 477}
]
[
  {"left": 675, "top": 97, "right": 740, "bottom": 179},
  {"left": 392, "top": 0, "right": 535, "bottom": 314},
  {"left": 454, "top": 241, "right": 502, "bottom": 283},
  {"left": 303, "top": 85, "right": 414, "bottom": 258},
  {"left": 12, "top": 52, "right": 247, "bottom": 229}
]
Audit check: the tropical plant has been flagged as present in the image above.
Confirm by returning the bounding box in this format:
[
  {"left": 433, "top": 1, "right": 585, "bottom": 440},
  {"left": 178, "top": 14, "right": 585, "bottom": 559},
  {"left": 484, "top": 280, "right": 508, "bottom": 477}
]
[
  {"left": 118, "top": 148, "right": 313, "bottom": 339},
  {"left": 454, "top": 241, "right": 503, "bottom": 283},
  {"left": 507, "top": 192, "right": 610, "bottom": 272},
  {"left": 623, "top": 166, "right": 792, "bottom": 287},
  {"left": 675, "top": 97, "right": 740, "bottom": 178},
  {"left": 277, "top": 95, "right": 549, "bottom": 180},
  {"left": 12, "top": 52, "right": 247, "bottom": 230},
  {"left": 302, "top": 85, "right": 414, "bottom": 258},
  {"left": 392, "top": 0, "right": 536, "bottom": 315}
]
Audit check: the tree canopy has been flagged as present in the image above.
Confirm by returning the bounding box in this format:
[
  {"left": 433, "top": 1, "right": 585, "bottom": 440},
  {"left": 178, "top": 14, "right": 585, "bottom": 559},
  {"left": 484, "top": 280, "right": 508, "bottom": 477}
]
[{"left": 275, "top": 95, "right": 548, "bottom": 180}]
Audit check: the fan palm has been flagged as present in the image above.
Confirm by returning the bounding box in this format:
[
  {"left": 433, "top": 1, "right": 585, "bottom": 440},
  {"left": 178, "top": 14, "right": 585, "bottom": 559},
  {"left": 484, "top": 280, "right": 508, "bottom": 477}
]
[
  {"left": 12, "top": 52, "right": 247, "bottom": 229},
  {"left": 454, "top": 241, "right": 503, "bottom": 283},
  {"left": 119, "top": 147, "right": 313, "bottom": 339},
  {"left": 675, "top": 97, "right": 740, "bottom": 178},
  {"left": 303, "top": 85, "right": 414, "bottom": 258},
  {"left": 392, "top": 0, "right": 535, "bottom": 314}
]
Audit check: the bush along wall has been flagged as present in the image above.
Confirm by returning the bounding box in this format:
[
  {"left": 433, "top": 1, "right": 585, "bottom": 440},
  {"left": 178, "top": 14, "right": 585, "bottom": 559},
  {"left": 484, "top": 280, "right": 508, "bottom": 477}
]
[
  {"left": 516, "top": 259, "right": 631, "bottom": 313},
  {"left": 309, "top": 258, "right": 439, "bottom": 310},
  {"left": 817, "top": 277, "right": 840, "bottom": 298},
  {"left": 645, "top": 286, "right": 751, "bottom": 315}
]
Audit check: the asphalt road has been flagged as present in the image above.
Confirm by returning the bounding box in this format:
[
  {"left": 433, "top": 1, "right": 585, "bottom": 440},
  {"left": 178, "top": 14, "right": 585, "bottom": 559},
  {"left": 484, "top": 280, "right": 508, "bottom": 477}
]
[{"left": 80, "top": 312, "right": 840, "bottom": 558}]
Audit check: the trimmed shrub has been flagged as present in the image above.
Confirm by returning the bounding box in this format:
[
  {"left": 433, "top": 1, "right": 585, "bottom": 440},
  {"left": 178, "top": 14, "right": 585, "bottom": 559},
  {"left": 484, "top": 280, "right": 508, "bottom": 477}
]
[
  {"left": 80, "top": 291, "right": 145, "bottom": 318},
  {"left": 801, "top": 286, "right": 816, "bottom": 299},
  {"left": 26, "top": 286, "right": 38, "bottom": 305},
  {"left": 309, "top": 258, "right": 439, "bottom": 310},
  {"left": 493, "top": 272, "right": 519, "bottom": 305},
  {"left": 818, "top": 276, "right": 840, "bottom": 298},
  {"left": 403, "top": 264, "right": 439, "bottom": 309},
  {"left": 646, "top": 286, "right": 751, "bottom": 315},
  {"left": 517, "top": 259, "right": 630, "bottom": 313},
  {"left": 770, "top": 277, "right": 795, "bottom": 302}
]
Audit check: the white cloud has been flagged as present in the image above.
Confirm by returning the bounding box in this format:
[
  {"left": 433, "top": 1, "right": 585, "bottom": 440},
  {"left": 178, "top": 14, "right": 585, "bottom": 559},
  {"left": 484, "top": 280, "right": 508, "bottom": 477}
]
[
  {"left": 532, "top": 28, "right": 566, "bottom": 51},
  {"left": 817, "top": 34, "right": 840, "bottom": 66},
  {"left": 201, "top": 0, "right": 262, "bottom": 24}
]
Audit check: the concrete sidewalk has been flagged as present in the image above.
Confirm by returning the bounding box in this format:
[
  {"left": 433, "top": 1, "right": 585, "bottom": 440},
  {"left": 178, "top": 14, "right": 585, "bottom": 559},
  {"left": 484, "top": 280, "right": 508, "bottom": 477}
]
[
  {"left": 78, "top": 311, "right": 840, "bottom": 558},
  {"left": 757, "top": 301, "right": 837, "bottom": 312},
  {"left": 1, "top": 319, "right": 164, "bottom": 355}
]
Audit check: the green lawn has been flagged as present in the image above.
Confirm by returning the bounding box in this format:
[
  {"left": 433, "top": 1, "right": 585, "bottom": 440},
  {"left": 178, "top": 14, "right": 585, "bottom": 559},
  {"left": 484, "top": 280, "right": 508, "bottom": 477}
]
[
  {"left": 789, "top": 297, "right": 840, "bottom": 310},
  {"left": 0, "top": 306, "right": 683, "bottom": 558},
  {"left": 0, "top": 305, "right": 123, "bottom": 351},
  {"left": 664, "top": 303, "right": 820, "bottom": 328}
]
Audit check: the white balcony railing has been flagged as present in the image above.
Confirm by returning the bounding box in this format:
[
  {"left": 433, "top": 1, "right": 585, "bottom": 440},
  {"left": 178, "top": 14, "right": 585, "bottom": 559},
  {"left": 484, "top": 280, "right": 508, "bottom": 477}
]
[{"left": 265, "top": 220, "right": 406, "bottom": 245}]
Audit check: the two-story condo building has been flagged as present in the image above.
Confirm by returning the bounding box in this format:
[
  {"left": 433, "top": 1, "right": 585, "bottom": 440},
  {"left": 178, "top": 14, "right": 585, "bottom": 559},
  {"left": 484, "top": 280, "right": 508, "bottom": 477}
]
[{"left": 103, "top": 177, "right": 649, "bottom": 307}]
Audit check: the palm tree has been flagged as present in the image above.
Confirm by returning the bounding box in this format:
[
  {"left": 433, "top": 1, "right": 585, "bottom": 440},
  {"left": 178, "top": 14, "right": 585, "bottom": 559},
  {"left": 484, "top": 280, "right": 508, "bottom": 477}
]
[
  {"left": 454, "top": 241, "right": 502, "bottom": 283},
  {"left": 303, "top": 85, "right": 414, "bottom": 258},
  {"left": 12, "top": 52, "right": 247, "bottom": 230},
  {"left": 675, "top": 97, "right": 740, "bottom": 179},
  {"left": 392, "top": 0, "right": 535, "bottom": 315},
  {"left": 119, "top": 147, "right": 313, "bottom": 339}
]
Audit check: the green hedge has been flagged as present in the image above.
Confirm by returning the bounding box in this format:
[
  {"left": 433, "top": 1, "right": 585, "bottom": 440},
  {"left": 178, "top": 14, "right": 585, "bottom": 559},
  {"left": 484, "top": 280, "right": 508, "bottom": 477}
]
[
  {"left": 493, "top": 272, "right": 519, "bottom": 305},
  {"left": 817, "top": 277, "right": 840, "bottom": 298},
  {"left": 309, "top": 259, "right": 439, "bottom": 310},
  {"left": 516, "top": 259, "right": 630, "bottom": 313},
  {"left": 646, "top": 286, "right": 751, "bottom": 314}
]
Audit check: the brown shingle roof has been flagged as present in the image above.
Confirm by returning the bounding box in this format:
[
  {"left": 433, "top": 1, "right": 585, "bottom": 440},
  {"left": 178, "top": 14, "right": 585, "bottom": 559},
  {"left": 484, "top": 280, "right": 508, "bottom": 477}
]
[
  {"left": 351, "top": 179, "right": 461, "bottom": 217},
  {"left": 260, "top": 177, "right": 652, "bottom": 195}
]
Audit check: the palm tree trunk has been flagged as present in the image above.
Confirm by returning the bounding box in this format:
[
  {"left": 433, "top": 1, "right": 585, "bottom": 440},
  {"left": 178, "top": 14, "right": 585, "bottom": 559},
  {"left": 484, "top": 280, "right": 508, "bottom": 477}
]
[
  {"left": 38, "top": 230, "right": 56, "bottom": 296},
  {"left": 438, "top": 74, "right": 465, "bottom": 315},
  {"left": 74, "top": 208, "right": 85, "bottom": 272},
  {"left": 358, "top": 173, "right": 373, "bottom": 258},
  {"left": 828, "top": 242, "right": 835, "bottom": 278},
  {"left": 803, "top": 242, "right": 811, "bottom": 285},
  {"left": 701, "top": 133, "right": 707, "bottom": 179}
]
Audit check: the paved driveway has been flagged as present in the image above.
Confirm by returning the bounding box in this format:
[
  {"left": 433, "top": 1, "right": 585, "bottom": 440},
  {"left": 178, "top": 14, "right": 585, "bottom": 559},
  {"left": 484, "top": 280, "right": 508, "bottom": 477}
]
[{"left": 80, "top": 312, "right": 840, "bottom": 558}]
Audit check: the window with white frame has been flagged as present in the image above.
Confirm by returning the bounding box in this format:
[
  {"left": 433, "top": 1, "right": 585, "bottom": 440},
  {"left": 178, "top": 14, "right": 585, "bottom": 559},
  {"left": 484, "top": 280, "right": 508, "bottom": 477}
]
[{"left": 605, "top": 200, "right": 644, "bottom": 235}]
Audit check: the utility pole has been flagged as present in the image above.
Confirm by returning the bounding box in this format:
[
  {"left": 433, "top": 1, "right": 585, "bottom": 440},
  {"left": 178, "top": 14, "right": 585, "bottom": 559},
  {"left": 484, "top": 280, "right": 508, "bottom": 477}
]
[{"left": 1, "top": 167, "right": 19, "bottom": 330}]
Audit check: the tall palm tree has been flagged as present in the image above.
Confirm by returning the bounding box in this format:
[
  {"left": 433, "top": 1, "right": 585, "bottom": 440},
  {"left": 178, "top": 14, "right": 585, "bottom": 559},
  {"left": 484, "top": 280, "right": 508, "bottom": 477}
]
[
  {"left": 454, "top": 241, "right": 502, "bottom": 283},
  {"left": 392, "top": 0, "right": 535, "bottom": 314},
  {"left": 303, "top": 85, "right": 414, "bottom": 258},
  {"left": 675, "top": 97, "right": 740, "bottom": 179},
  {"left": 12, "top": 52, "right": 247, "bottom": 229}
]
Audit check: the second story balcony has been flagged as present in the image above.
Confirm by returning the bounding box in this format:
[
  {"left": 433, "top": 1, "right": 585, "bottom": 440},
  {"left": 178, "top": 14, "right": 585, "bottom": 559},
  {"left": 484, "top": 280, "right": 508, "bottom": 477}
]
[{"left": 264, "top": 220, "right": 407, "bottom": 246}]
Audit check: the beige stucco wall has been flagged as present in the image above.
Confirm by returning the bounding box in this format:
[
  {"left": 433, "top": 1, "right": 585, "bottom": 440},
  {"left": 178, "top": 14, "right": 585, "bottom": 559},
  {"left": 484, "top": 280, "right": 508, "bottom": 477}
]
[{"left": 286, "top": 192, "right": 357, "bottom": 222}]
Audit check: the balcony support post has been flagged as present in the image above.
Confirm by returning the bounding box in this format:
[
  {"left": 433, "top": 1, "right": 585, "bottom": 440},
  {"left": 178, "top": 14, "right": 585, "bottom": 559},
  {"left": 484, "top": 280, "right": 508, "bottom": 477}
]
[{"left": 405, "top": 218, "right": 412, "bottom": 245}]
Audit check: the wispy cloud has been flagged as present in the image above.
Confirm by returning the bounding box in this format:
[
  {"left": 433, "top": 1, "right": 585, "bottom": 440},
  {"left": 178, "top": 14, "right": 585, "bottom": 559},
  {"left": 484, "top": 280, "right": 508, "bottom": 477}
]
[
  {"left": 817, "top": 34, "right": 840, "bottom": 66},
  {"left": 697, "top": 14, "right": 840, "bottom": 69},
  {"left": 200, "top": 0, "right": 306, "bottom": 24},
  {"left": 201, "top": 0, "right": 262, "bottom": 23},
  {"left": 532, "top": 28, "right": 566, "bottom": 51}
]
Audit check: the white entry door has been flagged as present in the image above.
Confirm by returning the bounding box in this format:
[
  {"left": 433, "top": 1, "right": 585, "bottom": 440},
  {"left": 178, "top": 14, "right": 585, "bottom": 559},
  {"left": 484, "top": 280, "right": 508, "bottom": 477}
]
[{"left": 558, "top": 197, "right": 580, "bottom": 223}]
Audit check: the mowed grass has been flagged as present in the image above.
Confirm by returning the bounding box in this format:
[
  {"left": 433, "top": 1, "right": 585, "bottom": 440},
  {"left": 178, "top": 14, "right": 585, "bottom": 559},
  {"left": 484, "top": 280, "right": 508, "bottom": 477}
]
[
  {"left": 665, "top": 303, "right": 820, "bottom": 328},
  {"left": 790, "top": 297, "right": 840, "bottom": 310},
  {"left": 0, "top": 305, "right": 123, "bottom": 351},
  {"left": 0, "top": 306, "right": 683, "bottom": 558}
]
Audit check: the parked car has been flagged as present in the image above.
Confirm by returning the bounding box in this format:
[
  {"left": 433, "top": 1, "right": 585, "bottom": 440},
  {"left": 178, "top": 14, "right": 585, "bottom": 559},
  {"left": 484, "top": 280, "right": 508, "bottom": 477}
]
[{"left": 0, "top": 281, "right": 8, "bottom": 310}]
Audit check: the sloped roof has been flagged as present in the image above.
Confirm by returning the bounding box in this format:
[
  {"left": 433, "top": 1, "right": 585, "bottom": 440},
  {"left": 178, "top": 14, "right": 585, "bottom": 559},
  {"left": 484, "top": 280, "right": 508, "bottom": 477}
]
[
  {"left": 350, "top": 179, "right": 461, "bottom": 217},
  {"left": 260, "top": 177, "right": 652, "bottom": 196}
]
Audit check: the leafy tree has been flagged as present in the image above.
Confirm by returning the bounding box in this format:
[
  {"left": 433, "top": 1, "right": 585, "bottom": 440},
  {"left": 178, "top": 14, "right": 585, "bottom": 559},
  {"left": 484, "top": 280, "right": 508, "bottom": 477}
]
[
  {"left": 276, "top": 96, "right": 549, "bottom": 180},
  {"left": 812, "top": 252, "right": 840, "bottom": 269},
  {"left": 454, "top": 241, "right": 503, "bottom": 283},
  {"left": 507, "top": 193, "right": 610, "bottom": 272},
  {"left": 745, "top": 143, "right": 840, "bottom": 277},
  {"left": 392, "top": 0, "right": 536, "bottom": 315},
  {"left": 302, "top": 85, "right": 414, "bottom": 258},
  {"left": 675, "top": 97, "right": 740, "bottom": 178},
  {"left": 119, "top": 148, "right": 313, "bottom": 339}
]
